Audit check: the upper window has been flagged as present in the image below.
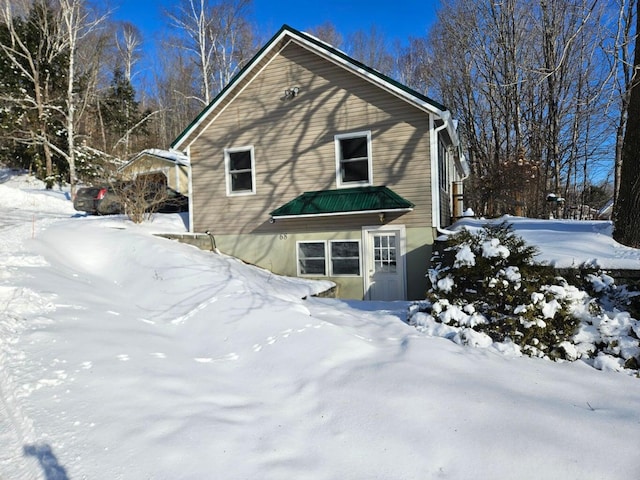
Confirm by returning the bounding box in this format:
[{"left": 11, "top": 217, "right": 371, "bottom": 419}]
[
  {"left": 225, "top": 146, "right": 255, "bottom": 196},
  {"left": 335, "top": 131, "right": 372, "bottom": 187}
]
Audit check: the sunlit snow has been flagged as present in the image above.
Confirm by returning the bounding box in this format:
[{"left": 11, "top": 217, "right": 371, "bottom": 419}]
[{"left": 1, "top": 171, "right": 640, "bottom": 479}]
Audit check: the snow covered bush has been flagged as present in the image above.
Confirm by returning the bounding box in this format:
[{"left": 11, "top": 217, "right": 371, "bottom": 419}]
[
  {"left": 409, "top": 222, "right": 640, "bottom": 374},
  {"left": 582, "top": 271, "right": 640, "bottom": 320}
]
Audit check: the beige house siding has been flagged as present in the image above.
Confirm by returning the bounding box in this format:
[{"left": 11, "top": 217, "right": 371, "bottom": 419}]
[
  {"left": 182, "top": 38, "right": 289, "bottom": 145},
  {"left": 190, "top": 40, "right": 432, "bottom": 236},
  {"left": 171, "top": 26, "right": 468, "bottom": 301},
  {"left": 208, "top": 225, "right": 435, "bottom": 300}
]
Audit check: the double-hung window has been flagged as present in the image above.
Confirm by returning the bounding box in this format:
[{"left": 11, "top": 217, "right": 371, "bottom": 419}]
[
  {"left": 297, "top": 241, "right": 327, "bottom": 276},
  {"left": 297, "top": 240, "right": 361, "bottom": 277},
  {"left": 225, "top": 146, "right": 255, "bottom": 195},
  {"left": 335, "top": 131, "right": 372, "bottom": 187},
  {"left": 330, "top": 240, "right": 361, "bottom": 276}
]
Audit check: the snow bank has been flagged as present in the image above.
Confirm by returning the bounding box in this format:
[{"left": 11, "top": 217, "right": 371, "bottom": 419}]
[
  {"left": 1, "top": 176, "right": 640, "bottom": 479},
  {"left": 452, "top": 215, "right": 640, "bottom": 269}
]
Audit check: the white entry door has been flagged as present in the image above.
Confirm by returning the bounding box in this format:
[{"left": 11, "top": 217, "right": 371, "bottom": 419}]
[{"left": 363, "top": 226, "right": 406, "bottom": 301}]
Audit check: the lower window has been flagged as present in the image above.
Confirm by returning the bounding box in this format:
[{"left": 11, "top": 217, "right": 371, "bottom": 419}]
[
  {"left": 297, "top": 242, "right": 327, "bottom": 276},
  {"left": 330, "top": 241, "right": 361, "bottom": 275},
  {"left": 297, "top": 240, "right": 361, "bottom": 277}
]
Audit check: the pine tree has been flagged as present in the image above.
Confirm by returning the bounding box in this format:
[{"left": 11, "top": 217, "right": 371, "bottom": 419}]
[{"left": 100, "top": 66, "right": 145, "bottom": 158}]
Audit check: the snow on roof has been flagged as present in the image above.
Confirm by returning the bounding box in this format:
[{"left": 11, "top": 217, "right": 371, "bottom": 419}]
[{"left": 121, "top": 149, "right": 190, "bottom": 170}]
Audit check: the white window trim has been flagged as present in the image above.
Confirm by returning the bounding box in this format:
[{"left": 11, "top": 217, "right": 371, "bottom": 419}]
[
  {"left": 296, "top": 240, "right": 363, "bottom": 277},
  {"left": 224, "top": 146, "right": 256, "bottom": 196},
  {"left": 329, "top": 239, "right": 362, "bottom": 277},
  {"left": 296, "top": 241, "right": 328, "bottom": 277},
  {"left": 334, "top": 131, "right": 373, "bottom": 188},
  {"left": 438, "top": 137, "right": 449, "bottom": 192}
]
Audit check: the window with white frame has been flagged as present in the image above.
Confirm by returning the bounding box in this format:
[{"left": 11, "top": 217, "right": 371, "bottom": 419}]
[
  {"left": 225, "top": 146, "right": 255, "bottom": 195},
  {"left": 297, "top": 241, "right": 327, "bottom": 276},
  {"left": 438, "top": 138, "right": 449, "bottom": 192},
  {"left": 330, "top": 240, "right": 361, "bottom": 276},
  {"left": 373, "top": 234, "right": 397, "bottom": 273},
  {"left": 297, "top": 240, "right": 361, "bottom": 277},
  {"left": 335, "top": 131, "right": 372, "bottom": 187}
]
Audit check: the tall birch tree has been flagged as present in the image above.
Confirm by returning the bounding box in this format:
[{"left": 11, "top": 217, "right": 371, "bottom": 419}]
[
  {"left": 0, "top": 0, "right": 105, "bottom": 193},
  {"left": 166, "top": 0, "right": 255, "bottom": 106}
]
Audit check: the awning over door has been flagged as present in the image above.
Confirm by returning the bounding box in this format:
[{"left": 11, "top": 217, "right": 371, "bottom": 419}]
[{"left": 270, "top": 186, "right": 414, "bottom": 220}]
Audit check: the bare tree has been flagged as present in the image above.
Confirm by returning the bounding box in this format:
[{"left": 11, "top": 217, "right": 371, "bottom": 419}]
[
  {"left": 345, "top": 26, "right": 394, "bottom": 76},
  {"left": 307, "top": 21, "right": 343, "bottom": 48},
  {"left": 113, "top": 174, "right": 172, "bottom": 224},
  {"left": 0, "top": 0, "right": 106, "bottom": 193},
  {"left": 397, "top": 36, "right": 432, "bottom": 93},
  {"left": 166, "top": 0, "right": 255, "bottom": 106},
  {"left": 605, "top": 0, "right": 637, "bottom": 203},
  {"left": 424, "top": 0, "right": 610, "bottom": 218},
  {"left": 151, "top": 45, "right": 201, "bottom": 145},
  {"left": 613, "top": 0, "right": 640, "bottom": 247},
  {"left": 115, "top": 21, "right": 142, "bottom": 83},
  {"left": 58, "top": 0, "right": 108, "bottom": 195},
  {"left": 0, "top": 0, "right": 66, "bottom": 185}
]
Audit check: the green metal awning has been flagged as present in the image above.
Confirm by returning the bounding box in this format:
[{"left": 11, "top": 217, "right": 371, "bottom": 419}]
[{"left": 270, "top": 186, "right": 414, "bottom": 219}]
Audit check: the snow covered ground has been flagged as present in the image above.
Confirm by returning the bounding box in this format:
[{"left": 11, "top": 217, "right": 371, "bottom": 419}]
[
  {"left": 1, "top": 171, "right": 640, "bottom": 479},
  {"left": 451, "top": 215, "right": 640, "bottom": 270}
]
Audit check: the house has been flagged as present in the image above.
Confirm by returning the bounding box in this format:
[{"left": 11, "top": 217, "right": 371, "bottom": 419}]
[
  {"left": 118, "top": 149, "right": 190, "bottom": 195},
  {"left": 171, "top": 25, "right": 468, "bottom": 301}
]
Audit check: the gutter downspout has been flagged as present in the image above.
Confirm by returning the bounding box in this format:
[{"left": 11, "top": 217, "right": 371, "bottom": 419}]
[{"left": 185, "top": 146, "right": 194, "bottom": 234}]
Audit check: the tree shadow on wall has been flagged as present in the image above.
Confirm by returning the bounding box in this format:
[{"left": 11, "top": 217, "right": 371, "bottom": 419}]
[{"left": 24, "top": 444, "right": 69, "bottom": 480}]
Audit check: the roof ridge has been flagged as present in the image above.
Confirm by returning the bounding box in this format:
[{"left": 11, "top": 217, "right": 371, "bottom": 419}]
[
  {"left": 171, "top": 24, "right": 449, "bottom": 150},
  {"left": 282, "top": 25, "right": 448, "bottom": 112}
]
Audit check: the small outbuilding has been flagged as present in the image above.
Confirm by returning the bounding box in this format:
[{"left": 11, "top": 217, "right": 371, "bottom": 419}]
[{"left": 119, "top": 149, "right": 190, "bottom": 195}]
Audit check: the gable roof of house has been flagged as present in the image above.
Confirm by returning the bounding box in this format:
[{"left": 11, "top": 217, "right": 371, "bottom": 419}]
[
  {"left": 171, "top": 24, "right": 455, "bottom": 151},
  {"left": 270, "top": 186, "right": 414, "bottom": 219}
]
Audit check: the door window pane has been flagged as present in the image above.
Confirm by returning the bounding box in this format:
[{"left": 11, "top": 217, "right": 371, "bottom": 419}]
[{"left": 373, "top": 234, "right": 397, "bottom": 273}]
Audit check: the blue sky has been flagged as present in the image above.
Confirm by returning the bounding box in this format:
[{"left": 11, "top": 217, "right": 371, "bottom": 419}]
[{"left": 111, "top": 0, "right": 440, "bottom": 47}]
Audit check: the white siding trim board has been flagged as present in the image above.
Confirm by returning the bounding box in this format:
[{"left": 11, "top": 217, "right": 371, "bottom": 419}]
[{"left": 272, "top": 208, "right": 413, "bottom": 221}]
